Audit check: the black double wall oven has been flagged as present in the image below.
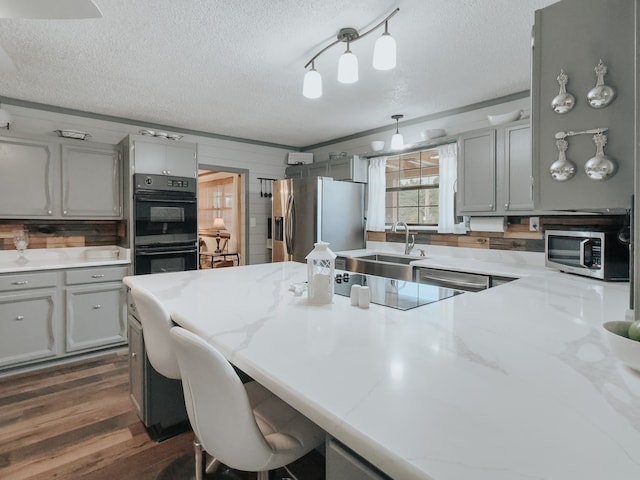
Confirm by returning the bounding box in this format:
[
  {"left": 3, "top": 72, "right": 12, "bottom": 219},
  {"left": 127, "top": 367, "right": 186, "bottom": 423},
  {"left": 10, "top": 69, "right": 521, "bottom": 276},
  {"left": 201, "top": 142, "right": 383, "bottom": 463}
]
[{"left": 133, "top": 173, "right": 198, "bottom": 274}]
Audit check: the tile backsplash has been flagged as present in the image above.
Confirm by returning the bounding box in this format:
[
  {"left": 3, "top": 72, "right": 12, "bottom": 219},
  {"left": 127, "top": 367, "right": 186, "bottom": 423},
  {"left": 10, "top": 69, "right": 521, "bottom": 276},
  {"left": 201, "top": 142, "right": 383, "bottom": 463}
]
[
  {"left": 372, "top": 215, "right": 626, "bottom": 253},
  {"left": 0, "top": 220, "right": 126, "bottom": 250}
]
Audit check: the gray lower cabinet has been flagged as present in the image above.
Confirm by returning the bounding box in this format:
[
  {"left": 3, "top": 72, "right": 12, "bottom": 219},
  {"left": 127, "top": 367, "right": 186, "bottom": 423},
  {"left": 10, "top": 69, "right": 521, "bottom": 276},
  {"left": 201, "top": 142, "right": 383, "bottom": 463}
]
[
  {"left": 0, "top": 272, "right": 58, "bottom": 369},
  {"left": 61, "top": 143, "right": 122, "bottom": 218},
  {"left": 0, "top": 265, "right": 128, "bottom": 373},
  {"left": 326, "top": 438, "right": 390, "bottom": 480},
  {"left": 457, "top": 121, "right": 533, "bottom": 215},
  {"left": 64, "top": 266, "right": 127, "bottom": 353}
]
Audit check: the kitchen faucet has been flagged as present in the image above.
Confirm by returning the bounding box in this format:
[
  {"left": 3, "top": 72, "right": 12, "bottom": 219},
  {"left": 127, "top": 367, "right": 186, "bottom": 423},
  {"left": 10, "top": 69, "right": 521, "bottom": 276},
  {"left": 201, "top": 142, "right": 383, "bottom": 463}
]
[{"left": 391, "top": 221, "right": 415, "bottom": 255}]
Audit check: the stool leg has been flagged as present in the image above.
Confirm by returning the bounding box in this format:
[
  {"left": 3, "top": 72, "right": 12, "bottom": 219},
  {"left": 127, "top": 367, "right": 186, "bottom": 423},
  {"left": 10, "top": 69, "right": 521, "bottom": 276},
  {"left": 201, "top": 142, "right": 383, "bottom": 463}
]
[
  {"left": 194, "top": 438, "right": 205, "bottom": 480},
  {"left": 205, "top": 454, "right": 221, "bottom": 474},
  {"left": 256, "top": 471, "right": 269, "bottom": 480}
]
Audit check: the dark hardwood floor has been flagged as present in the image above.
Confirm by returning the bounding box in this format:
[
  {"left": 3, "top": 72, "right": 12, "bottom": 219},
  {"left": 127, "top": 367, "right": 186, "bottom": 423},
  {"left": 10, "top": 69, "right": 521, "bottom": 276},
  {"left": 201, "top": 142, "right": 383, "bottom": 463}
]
[{"left": 0, "top": 351, "right": 324, "bottom": 480}]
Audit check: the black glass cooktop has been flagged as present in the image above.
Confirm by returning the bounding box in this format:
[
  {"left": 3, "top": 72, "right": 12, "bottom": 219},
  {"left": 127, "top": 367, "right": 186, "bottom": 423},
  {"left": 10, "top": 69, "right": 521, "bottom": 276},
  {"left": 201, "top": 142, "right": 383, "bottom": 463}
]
[{"left": 334, "top": 273, "right": 464, "bottom": 310}]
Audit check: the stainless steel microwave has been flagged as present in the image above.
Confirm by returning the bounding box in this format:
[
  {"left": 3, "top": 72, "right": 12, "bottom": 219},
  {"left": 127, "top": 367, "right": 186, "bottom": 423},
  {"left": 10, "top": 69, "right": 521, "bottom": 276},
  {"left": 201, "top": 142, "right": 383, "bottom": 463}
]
[{"left": 545, "top": 229, "right": 629, "bottom": 281}]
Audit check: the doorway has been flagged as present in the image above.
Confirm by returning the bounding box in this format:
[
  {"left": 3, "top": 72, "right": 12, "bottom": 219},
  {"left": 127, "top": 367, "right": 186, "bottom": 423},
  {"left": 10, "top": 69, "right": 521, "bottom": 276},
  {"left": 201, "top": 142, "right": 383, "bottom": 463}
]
[{"left": 197, "top": 165, "right": 249, "bottom": 268}]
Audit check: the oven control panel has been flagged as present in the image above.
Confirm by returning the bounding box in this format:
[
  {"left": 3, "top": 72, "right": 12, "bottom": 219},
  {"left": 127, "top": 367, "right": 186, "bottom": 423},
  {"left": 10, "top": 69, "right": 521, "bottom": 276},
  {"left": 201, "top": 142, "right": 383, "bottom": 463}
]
[{"left": 134, "top": 173, "right": 196, "bottom": 194}]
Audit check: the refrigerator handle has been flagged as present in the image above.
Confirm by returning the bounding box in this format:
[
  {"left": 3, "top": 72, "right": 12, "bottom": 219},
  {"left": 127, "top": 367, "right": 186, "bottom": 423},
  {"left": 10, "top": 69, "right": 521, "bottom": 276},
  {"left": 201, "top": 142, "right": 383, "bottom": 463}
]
[{"left": 285, "top": 193, "right": 295, "bottom": 255}]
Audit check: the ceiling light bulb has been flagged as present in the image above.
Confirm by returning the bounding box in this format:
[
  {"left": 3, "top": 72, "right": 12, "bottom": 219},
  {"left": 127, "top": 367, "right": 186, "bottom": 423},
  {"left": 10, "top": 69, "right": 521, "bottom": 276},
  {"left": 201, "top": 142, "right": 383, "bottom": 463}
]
[
  {"left": 303, "top": 65, "right": 322, "bottom": 99},
  {"left": 391, "top": 133, "right": 404, "bottom": 150},
  {"left": 337, "top": 46, "right": 358, "bottom": 84},
  {"left": 373, "top": 24, "right": 396, "bottom": 70},
  {"left": 390, "top": 114, "right": 404, "bottom": 150}
]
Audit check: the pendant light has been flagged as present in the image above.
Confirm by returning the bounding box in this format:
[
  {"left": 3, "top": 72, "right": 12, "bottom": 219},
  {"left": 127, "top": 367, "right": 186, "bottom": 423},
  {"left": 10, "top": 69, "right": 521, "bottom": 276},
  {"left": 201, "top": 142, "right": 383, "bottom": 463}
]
[
  {"left": 303, "top": 61, "right": 322, "bottom": 99},
  {"left": 390, "top": 114, "right": 404, "bottom": 150},
  {"left": 337, "top": 40, "right": 358, "bottom": 84},
  {"left": 301, "top": 8, "right": 399, "bottom": 98},
  {"left": 373, "top": 21, "right": 396, "bottom": 70}
]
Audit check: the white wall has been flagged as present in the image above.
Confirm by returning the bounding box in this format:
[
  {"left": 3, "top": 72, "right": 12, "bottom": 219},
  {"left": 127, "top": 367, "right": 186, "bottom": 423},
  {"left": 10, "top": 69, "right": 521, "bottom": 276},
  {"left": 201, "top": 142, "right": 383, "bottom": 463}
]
[{"left": 3, "top": 104, "right": 289, "bottom": 265}]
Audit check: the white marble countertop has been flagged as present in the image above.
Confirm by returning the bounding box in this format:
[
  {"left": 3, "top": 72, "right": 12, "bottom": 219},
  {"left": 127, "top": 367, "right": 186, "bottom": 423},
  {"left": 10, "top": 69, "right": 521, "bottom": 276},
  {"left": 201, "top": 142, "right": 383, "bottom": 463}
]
[
  {"left": 338, "top": 242, "right": 549, "bottom": 278},
  {"left": 0, "top": 246, "right": 131, "bottom": 274},
  {"left": 123, "top": 260, "right": 640, "bottom": 480}
]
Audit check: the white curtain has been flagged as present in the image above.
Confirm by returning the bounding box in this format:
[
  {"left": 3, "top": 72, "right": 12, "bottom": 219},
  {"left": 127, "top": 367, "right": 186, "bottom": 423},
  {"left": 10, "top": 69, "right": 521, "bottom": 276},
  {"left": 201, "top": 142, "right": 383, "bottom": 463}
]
[
  {"left": 437, "top": 143, "right": 463, "bottom": 233},
  {"left": 366, "top": 156, "right": 387, "bottom": 232}
]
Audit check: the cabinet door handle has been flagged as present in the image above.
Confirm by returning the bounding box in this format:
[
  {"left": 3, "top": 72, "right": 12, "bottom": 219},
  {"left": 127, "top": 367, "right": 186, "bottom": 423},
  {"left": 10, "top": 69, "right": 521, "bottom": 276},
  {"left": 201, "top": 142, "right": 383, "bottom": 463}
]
[
  {"left": 11, "top": 280, "right": 28, "bottom": 285},
  {"left": 15, "top": 315, "right": 25, "bottom": 321},
  {"left": 92, "top": 304, "right": 102, "bottom": 309},
  {"left": 91, "top": 274, "right": 105, "bottom": 278},
  {"left": 131, "top": 352, "right": 137, "bottom": 359}
]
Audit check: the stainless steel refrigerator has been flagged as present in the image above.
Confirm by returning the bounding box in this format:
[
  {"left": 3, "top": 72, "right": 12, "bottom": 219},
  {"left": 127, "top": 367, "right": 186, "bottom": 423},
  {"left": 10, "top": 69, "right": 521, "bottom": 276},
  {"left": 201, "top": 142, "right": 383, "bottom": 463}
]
[{"left": 272, "top": 177, "right": 365, "bottom": 262}]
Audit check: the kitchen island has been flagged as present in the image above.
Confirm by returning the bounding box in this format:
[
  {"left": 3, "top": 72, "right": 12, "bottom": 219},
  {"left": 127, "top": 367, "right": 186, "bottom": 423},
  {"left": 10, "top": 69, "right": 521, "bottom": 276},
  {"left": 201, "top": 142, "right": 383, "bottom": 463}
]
[{"left": 123, "top": 261, "right": 640, "bottom": 480}]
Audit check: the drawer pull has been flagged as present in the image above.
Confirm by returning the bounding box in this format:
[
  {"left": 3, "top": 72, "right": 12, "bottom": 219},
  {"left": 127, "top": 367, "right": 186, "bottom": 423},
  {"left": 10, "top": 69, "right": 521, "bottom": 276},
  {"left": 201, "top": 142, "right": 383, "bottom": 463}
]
[
  {"left": 11, "top": 280, "right": 29, "bottom": 285},
  {"left": 92, "top": 304, "right": 102, "bottom": 309},
  {"left": 91, "top": 274, "right": 105, "bottom": 278},
  {"left": 16, "top": 315, "right": 25, "bottom": 321}
]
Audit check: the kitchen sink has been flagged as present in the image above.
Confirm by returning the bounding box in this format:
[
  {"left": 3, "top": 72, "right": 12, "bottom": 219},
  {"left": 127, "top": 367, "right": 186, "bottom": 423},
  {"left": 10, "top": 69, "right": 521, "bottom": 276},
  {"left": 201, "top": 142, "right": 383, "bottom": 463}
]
[
  {"left": 336, "top": 253, "right": 425, "bottom": 281},
  {"left": 356, "top": 253, "right": 422, "bottom": 265}
]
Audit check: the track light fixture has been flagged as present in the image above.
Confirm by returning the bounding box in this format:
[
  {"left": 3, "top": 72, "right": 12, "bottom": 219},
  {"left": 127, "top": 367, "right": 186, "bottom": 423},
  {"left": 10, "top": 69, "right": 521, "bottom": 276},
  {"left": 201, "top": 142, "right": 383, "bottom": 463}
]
[
  {"left": 302, "top": 8, "right": 399, "bottom": 99},
  {"left": 390, "top": 114, "right": 404, "bottom": 150}
]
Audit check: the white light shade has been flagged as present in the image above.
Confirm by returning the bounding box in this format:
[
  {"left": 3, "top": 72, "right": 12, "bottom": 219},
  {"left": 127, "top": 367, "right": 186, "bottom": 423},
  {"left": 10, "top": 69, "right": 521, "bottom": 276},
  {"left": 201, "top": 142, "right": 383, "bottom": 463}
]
[
  {"left": 337, "top": 50, "right": 358, "bottom": 84},
  {"left": 303, "top": 68, "right": 322, "bottom": 99},
  {"left": 373, "top": 32, "right": 396, "bottom": 70},
  {"left": 391, "top": 132, "right": 404, "bottom": 150},
  {"left": 212, "top": 217, "right": 226, "bottom": 231}
]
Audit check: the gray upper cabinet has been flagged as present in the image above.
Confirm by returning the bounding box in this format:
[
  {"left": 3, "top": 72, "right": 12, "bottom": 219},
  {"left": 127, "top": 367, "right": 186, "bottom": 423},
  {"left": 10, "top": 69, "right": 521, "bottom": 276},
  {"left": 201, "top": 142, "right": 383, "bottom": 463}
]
[
  {"left": 0, "top": 136, "right": 56, "bottom": 217},
  {"left": 531, "top": 0, "right": 634, "bottom": 211},
  {"left": 0, "top": 135, "right": 123, "bottom": 220},
  {"left": 458, "top": 129, "right": 496, "bottom": 213},
  {"left": 504, "top": 123, "right": 533, "bottom": 211},
  {"left": 458, "top": 122, "right": 533, "bottom": 216},
  {"left": 61, "top": 144, "right": 121, "bottom": 218},
  {"left": 285, "top": 156, "right": 368, "bottom": 183},
  {"left": 131, "top": 136, "right": 197, "bottom": 178}
]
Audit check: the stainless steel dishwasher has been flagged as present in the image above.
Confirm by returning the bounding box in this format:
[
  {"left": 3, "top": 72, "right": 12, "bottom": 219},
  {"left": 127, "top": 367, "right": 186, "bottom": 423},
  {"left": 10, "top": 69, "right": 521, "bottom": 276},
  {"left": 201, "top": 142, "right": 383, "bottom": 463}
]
[{"left": 415, "top": 267, "right": 491, "bottom": 292}]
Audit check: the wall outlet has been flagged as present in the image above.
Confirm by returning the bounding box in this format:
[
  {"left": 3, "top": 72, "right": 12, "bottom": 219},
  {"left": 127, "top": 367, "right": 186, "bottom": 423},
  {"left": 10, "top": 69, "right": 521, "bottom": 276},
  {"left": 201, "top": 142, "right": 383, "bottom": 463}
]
[{"left": 529, "top": 216, "right": 540, "bottom": 232}]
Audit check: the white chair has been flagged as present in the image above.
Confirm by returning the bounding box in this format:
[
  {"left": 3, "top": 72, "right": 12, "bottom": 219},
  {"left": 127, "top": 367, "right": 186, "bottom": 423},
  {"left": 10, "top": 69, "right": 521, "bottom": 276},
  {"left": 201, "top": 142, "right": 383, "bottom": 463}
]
[
  {"left": 130, "top": 286, "right": 181, "bottom": 379},
  {"left": 169, "top": 326, "right": 325, "bottom": 480},
  {"left": 130, "top": 287, "right": 222, "bottom": 475}
]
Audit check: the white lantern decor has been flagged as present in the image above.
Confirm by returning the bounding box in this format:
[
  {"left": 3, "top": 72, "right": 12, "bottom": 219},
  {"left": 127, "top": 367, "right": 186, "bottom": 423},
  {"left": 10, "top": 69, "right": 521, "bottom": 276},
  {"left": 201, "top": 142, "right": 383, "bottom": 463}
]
[{"left": 305, "top": 241, "right": 336, "bottom": 305}]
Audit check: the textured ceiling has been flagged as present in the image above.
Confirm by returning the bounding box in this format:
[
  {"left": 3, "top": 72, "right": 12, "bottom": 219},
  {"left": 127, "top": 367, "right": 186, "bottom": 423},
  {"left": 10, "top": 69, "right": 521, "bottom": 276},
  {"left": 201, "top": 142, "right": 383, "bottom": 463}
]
[{"left": 0, "top": 0, "right": 558, "bottom": 148}]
